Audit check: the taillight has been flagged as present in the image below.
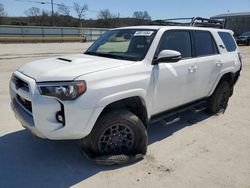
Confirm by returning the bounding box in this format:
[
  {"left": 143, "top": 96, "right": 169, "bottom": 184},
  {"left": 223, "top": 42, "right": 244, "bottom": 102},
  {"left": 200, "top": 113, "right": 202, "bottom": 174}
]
[
  {"left": 238, "top": 52, "right": 242, "bottom": 71},
  {"left": 238, "top": 52, "right": 242, "bottom": 64}
]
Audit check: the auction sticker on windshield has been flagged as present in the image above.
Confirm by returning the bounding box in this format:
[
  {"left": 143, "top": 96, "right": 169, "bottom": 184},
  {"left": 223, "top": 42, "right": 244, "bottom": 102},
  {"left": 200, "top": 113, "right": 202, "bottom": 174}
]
[{"left": 134, "top": 31, "right": 154, "bottom": 36}]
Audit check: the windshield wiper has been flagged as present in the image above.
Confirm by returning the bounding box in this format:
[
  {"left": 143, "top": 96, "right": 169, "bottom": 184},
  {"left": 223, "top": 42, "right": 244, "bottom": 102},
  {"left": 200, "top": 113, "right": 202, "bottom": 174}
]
[
  {"left": 99, "top": 53, "right": 126, "bottom": 60},
  {"left": 85, "top": 51, "right": 99, "bottom": 56},
  {"left": 85, "top": 51, "right": 126, "bottom": 60}
]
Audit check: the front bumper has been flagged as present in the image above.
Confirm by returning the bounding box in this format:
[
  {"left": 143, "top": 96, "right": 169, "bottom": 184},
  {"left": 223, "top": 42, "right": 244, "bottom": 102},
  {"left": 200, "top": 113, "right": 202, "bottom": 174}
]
[
  {"left": 11, "top": 99, "right": 45, "bottom": 138},
  {"left": 10, "top": 71, "right": 101, "bottom": 140}
]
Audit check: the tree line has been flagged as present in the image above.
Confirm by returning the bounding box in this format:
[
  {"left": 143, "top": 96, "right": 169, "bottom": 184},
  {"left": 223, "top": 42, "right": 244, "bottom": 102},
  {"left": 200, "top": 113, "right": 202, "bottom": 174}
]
[{"left": 0, "top": 2, "right": 152, "bottom": 28}]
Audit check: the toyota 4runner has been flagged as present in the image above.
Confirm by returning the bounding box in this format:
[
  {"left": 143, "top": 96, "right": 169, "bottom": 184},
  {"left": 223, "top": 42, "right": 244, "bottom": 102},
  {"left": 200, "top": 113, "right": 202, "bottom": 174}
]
[{"left": 10, "top": 24, "right": 242, "bottom": 157}]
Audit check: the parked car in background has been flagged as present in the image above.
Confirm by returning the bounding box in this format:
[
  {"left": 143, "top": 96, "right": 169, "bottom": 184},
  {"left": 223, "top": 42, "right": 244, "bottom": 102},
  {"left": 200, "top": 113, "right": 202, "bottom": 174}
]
[{"left": 236, "top": 32, "right": 250, "bottom": 45}]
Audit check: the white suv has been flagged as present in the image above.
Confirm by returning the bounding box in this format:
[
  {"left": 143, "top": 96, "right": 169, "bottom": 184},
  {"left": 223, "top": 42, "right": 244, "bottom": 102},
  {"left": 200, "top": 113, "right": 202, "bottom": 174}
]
[{"left": 10, "top": 25, "right": 242, "bottom": 157}]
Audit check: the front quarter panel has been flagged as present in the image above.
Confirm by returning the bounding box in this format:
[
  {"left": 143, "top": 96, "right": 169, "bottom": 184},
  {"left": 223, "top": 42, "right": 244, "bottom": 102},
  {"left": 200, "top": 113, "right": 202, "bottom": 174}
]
[{"left": 75, "top": 61, "right": 153, "bottom": 135}]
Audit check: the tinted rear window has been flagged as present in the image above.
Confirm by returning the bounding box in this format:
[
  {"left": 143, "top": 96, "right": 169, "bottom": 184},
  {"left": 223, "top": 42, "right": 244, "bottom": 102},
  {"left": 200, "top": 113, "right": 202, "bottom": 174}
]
[
  {"left": 192, "top": 31, "right": 218, "bottom": 57},
  {"left": 218, "top": 32, "right": 237, "bottom": 52}
]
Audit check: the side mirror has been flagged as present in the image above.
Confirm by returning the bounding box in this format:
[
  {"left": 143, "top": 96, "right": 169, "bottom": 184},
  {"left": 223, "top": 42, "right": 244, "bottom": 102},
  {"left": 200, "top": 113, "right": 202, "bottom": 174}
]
[{"left": 154, "top": 50, "right": 181, "bottom": 64}]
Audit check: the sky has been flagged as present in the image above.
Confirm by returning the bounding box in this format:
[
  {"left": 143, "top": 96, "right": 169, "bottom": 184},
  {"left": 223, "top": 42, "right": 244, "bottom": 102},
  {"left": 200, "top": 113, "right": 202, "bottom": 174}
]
[{"left": 1, "top": 0, "right": 250, "bottom": 19}]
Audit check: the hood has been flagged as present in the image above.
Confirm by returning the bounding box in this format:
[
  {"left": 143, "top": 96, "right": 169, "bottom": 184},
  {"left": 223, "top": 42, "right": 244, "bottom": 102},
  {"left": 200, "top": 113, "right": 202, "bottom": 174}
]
[{"left": 18, "top": 54, "right": 134, "bottom": 82}]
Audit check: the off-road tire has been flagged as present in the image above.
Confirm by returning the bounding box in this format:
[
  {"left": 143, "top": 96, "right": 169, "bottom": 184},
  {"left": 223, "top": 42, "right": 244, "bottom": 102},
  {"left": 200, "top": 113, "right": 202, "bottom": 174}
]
[
  {"left": 80, "top": 110, "right": 148, "bottom": 157},
  {"left": 207, "top": 81, "right": 231, "bottom": 114}
]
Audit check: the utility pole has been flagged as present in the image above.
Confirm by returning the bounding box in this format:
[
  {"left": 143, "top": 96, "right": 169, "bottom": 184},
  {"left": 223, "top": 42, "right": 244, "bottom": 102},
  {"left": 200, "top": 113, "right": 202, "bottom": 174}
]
[{"left": 51, "top": 0, "right": 54, "bottom": 25}]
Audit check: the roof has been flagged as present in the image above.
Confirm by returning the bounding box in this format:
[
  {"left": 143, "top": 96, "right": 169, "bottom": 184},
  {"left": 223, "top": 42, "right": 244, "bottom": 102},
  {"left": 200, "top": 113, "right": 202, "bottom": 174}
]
[
  {"left": 116, "top": 25, "right": 163, "bottom": 30},
  {"left": 112, "top": 25, "right": 232, "bottom": 33},
  {"left": 211, "top": 12, "right": 250, "bottom": 19}
]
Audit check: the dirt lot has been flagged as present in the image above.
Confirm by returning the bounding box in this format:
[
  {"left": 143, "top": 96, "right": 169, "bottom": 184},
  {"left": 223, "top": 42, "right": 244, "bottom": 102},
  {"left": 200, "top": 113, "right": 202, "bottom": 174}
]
[{"left": 0, "top": 43, "right": 249, "bottom": 188}]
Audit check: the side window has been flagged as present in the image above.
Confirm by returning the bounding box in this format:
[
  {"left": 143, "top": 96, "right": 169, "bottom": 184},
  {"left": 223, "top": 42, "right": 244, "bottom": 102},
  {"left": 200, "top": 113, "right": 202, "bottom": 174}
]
[
  {"left": 158, "top": 30, "right": 192, "bottom": 59},
  {"left": 218, "top": 32, "right": 237, "bottom": 52},
  {"left": 192, "top": 31, "right": 219, "bottom": 57}
]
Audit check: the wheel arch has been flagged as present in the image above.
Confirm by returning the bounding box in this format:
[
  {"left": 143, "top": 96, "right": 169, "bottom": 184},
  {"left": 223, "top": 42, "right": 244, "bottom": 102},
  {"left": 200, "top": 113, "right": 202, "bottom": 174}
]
[
  {"left": 209, "top": 71, "right": 235, "bottom": 97},
  {"left": 96, "top": 96, "right": 149, "bottom": 129}
]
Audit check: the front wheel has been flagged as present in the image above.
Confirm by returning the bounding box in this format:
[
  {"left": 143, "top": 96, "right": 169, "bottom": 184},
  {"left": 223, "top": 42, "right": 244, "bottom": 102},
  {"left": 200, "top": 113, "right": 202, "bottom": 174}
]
[
  {"left": 207, "top": 81, "right": 231, "bottom": 114},
  {"left": 80, "top": 110, "right": 148, "bottom": 157}
]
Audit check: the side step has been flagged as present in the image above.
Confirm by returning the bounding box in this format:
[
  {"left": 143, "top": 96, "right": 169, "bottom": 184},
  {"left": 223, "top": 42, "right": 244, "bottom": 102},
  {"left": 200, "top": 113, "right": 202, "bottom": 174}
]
[{"left": 150, "top": 100, "right": 207, "bottom": 125}]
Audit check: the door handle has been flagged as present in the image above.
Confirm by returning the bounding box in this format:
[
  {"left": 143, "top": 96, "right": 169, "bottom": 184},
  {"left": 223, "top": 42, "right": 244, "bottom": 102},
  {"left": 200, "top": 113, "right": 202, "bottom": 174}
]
[{"left": 188, "top": 65, "right": 198, "bottom": 73}]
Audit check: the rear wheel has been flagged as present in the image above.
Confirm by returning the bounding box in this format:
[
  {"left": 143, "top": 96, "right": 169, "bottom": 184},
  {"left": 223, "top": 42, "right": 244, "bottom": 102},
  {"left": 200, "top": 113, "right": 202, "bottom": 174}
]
[
  {"left": 207, "top": 81, "right": 231, "bottom": 114},
  {"left": 80, "top": 110, "right": 148, "bottom": 157}
]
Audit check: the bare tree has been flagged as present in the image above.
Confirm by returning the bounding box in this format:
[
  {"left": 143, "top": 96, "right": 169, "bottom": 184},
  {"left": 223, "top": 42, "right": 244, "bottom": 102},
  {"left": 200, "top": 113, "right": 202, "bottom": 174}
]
[
  {"left": 57, "top": 4, "right": 70, "bottom": 16},
  {"left": 0, "top": 3, "right": 7, "bottom": 24},
  {"left": 74, "top": 2, "right": 88, "bottom": 26},
  {"left": 97, "top": 9, "right": 117, "bottom": 27},
  {"left": 24, "top": 7, "right": 41, "bottom": 17},
  {"left": 0, "top": 3, "right": 6, "bottom": 16},
  {"left": 133, "top": 11, "right": 151, "bottom": 20},
  {"left": 39, "top": 10, "right": 51, "bottom": 26},
  {"left": 98, "top": 9, "right": 115, "bottom": 20},
  {"left": 24, "top": 7, "right": 41, "bottom": 25}
]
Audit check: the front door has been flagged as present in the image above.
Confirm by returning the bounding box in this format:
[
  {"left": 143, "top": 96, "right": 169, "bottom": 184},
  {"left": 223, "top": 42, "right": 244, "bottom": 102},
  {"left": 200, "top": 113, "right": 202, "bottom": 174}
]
[{"left": 152, "top": 30, "right": 198, "bottom": 114}]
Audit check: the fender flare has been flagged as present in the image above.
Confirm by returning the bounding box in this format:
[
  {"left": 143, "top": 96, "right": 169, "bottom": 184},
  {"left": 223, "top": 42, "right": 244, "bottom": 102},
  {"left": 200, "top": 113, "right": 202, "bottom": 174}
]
[
  {"left": 96, "top": 89, "right": 147, "bottom": 108},
  {"left": 208, "top": 68, "right": 235, "bottom": 96},
  {"left": 83, "top": 89, "right": 148, "bottom": 136}
]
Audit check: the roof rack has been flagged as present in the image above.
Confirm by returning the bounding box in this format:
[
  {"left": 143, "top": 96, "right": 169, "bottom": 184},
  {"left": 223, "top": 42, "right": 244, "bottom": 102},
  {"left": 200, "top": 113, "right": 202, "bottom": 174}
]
[{"left": 151, "top": 17, "right": 224, "bottom": 28}]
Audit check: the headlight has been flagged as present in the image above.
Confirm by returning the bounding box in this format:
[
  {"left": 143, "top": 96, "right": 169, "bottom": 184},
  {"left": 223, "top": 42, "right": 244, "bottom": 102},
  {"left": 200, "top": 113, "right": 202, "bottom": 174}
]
[{"left": 37, "top": 81, "right": 87, "bottom": 100}]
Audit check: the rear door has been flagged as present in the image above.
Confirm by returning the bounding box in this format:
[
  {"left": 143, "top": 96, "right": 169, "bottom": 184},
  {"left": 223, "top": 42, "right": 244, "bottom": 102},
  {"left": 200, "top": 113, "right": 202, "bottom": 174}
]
[{"left": 189, "top": 30, "right": 221, "bottom": 100}]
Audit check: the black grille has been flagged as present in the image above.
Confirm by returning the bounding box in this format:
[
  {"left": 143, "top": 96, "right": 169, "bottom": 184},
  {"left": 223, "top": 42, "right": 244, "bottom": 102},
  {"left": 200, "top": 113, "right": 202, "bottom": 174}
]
[
  {"left": 17, "top": 94, "right": 32, "bottom": 113},
  {"left": 13, "top": 76, "right": 29, "bottom": 92}
]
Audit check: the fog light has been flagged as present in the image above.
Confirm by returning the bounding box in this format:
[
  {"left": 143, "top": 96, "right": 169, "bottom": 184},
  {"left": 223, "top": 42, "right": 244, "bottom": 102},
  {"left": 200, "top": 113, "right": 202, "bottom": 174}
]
[{"left": 56, "top": 111, "right": 65, "bottom": 124}]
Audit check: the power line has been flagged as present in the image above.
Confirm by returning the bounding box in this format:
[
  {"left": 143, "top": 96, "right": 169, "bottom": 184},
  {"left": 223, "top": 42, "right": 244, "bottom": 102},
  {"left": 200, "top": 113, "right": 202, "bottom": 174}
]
[
  {"left": 13, "top": 0, "right": 62, "bottom": 6},
  {"left": 14, "top": 0, "right": 58, "bottom": 25}
]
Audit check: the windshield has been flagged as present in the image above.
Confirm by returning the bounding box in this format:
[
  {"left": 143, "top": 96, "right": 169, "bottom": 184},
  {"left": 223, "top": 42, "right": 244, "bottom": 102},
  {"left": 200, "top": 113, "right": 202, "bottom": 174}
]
[
  {"left": 241, "top": 32, "right": 250, "bottom": 37},
  {"left": 85, "top": 29, "right": 157, "bottom": 61}
]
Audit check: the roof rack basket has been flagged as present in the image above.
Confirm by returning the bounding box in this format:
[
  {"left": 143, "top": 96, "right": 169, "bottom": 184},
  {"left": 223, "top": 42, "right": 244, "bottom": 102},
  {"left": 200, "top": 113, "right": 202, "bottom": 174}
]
[{"left": 151, "top": 17, "right": 224, "bottom": 28}]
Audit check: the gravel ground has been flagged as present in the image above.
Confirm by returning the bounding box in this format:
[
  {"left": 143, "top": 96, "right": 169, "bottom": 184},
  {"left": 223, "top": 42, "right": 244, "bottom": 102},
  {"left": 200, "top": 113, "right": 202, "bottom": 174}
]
[{"left": 0, "top": 43, "right": 249, "bottom": 188}]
